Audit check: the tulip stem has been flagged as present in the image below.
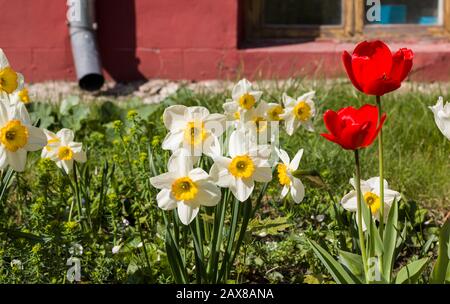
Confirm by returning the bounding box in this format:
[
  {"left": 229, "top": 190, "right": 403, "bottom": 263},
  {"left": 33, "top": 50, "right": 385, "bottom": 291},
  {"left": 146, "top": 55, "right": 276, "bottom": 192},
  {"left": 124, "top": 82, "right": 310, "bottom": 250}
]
[
  {"left": 354, "top": 150, "right": 368, "bottom": 281},
  {"left": 376, "top": 96, "right": 385, "bottom": 236}
]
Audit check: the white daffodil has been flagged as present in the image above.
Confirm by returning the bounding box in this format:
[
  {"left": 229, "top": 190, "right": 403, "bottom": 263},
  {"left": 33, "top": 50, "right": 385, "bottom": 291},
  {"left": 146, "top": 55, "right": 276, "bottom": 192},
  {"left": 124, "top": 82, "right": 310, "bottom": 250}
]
[
  {"left": 10, "top": 88, "right": 31, "bottom": 105},
  {"left": 162, "top": 105, "right": 225, "bottom": 158},
  {"left": 340, "top": 177, "right": 401, "bottom": 231},
  {"left": 223, "top": 79, "right": 262, "bottom": 120},
  {"left": 430, "top": 96, "right": 450, "bottom": 140},
  {"left": 41, "top": 128, "right": 87, "bottom": 174},
  {"left": 150, "top": 149, "right": 221, "bottom": 225},
  {"left": 266, "top": 103, "right": 284, "bottom": 122},
  {"left": 0, "top": 49, "right": 24, "bottom": 96},
  {"left": 0, "top": 101, "right": 46, "bottom": 172},
  {"left": 275, "top": 148, "right": 305, "bottom": 204},
  {"left": 280, "top": 92, "right": 316, "bottom": 136},
  {"left": 209, "top": 129, "right": 272, "bottom": 202}
]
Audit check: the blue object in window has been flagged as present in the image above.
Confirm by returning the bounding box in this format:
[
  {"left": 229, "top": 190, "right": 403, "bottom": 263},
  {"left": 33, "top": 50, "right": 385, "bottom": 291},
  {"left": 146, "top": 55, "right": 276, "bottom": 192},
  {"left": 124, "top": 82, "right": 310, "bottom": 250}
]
[
  {"left": 419, "top": 16, "right": 438, "bottom": 25},
  {"left": 380, "top": 5, "right": 407, "bottom": 24}
]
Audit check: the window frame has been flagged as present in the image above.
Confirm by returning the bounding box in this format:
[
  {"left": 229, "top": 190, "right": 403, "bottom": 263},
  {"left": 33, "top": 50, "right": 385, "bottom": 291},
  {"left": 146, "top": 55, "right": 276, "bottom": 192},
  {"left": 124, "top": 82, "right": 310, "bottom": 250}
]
[
  {"left": 244, "top": 0, "right": 353, "bottom": 41},
  {"left": 243, "top": 0, "right": 450, "bottom": 42}
]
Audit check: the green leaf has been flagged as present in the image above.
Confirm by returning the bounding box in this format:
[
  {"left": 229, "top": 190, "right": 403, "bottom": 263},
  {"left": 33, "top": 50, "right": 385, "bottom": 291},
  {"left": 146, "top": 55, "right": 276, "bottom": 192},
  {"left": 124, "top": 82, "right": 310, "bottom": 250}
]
[
  {"left": 431, "top": 220, "right": 450, "bottom": 284},
  {"left": 248, "top": 216, "right": 292, "bottom": 237},
  {"left": 383, "top": 199, "right": 399, "bottom": 283},
  {"left": 395, "top": 258, "right": 429, "bottom": 284},
  {"left": 308, "top": 239, "right": 356, "bottom": 284},
  {"left": 338, "top": 250, "right": 364, "bottom": 280},
  {"left": 60, "top": 95, "right": 80, "bottom": 115}
]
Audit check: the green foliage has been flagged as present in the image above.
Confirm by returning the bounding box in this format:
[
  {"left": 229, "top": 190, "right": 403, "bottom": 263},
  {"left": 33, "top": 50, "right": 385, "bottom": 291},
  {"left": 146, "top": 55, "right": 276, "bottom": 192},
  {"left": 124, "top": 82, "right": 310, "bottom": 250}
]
[{"left": 1, "top": 81, "right": 449, "bottom": 284}]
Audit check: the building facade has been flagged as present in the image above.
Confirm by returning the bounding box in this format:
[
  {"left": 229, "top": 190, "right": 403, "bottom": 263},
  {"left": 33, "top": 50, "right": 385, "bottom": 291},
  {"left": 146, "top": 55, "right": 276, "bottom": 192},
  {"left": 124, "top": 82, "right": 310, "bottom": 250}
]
[{"left": 1, "top": 0, "right": 450, "bottom": 83}]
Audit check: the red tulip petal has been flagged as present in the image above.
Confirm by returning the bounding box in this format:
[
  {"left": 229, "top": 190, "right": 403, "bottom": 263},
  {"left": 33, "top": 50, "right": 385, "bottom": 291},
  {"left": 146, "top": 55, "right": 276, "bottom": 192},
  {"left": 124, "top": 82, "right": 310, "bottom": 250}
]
[
  {"left": 362, "top": 112, "right": 387, "bottom": 148},
  {"left": 342, "top": 51, "right": 363, "bottom": 92},
  {"left": 323, "top": 110, "right": 342, "bottom": 137},
  {"left": 339, "top": 121, "right": 371, "bottom": 150},
  {"left": 363, "top": 78, "right": 401, "bottom": 96},
  {"left": 352, "top": 41, "right": 394, "bottom": 95},
  {"left": 390, "top": 48, "right": 414, "bottom": 83},
  {"left": 321, "top": 133, "right": 339, "bottom": 145},
  {"left": 355, "top": 104, "right": 378, "bottom": 124}
]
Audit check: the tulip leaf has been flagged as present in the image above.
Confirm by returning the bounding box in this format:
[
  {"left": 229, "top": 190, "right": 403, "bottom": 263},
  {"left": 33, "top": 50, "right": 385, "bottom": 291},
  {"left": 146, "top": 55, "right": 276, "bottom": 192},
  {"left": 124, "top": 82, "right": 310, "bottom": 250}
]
[
  {"left": 430, "top": 219, "right": 450, "bottom": 284},
  {"left": 308, "top": 239, "right": 357, "bottom": 284},
  {"left": 338, "top": 250, "right": 364, "bottom": 281},
  {"left": 395, "top": 258, "right": 429, "bottom": 284},
  {"left": 362, "top": 200, "right": 383, "bottom": 257},
  {"left": 383, "top": 199, "right": 399, "bottom": 283}
]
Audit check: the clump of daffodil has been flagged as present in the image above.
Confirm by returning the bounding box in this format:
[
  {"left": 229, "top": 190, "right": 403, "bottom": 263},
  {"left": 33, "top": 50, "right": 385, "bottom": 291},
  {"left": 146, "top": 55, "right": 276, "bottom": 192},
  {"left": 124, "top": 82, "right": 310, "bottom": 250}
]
[
  {"left": 275, "top": 148, "right": 305, "bottom": 204},
  {"left": 0, "top": 101, "right": 46, "bottom": 171},
  {"left": 340, "top": 177, "right": 401, "bottom": 231},
  {"left": 223, "top": 79, "right": 263, "bottom": 121},
  {"left": 41, "top": 128, "right": 87, "bottom": 174},
  {"left": 162, "top": 105, "right": 226, "bottom": 158},
  {"left": 150, "top": 149, "right": 221, "bottom": 225},
  {"left": 0, "top": 49, "right": 24, "bottom": 95},
  {"left": 280, "top": 91, "right": 316, "bottom": 135}
]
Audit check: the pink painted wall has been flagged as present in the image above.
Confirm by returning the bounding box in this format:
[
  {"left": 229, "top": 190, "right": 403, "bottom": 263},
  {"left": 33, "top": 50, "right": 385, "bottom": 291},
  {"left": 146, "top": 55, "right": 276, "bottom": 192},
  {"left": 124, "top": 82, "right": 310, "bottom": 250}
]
[
  {"left": 0, "top": 0, "right": 240, "bottom": 82},
  {"left": 0, "top": 0, "right": 448, "bottom": 83}
]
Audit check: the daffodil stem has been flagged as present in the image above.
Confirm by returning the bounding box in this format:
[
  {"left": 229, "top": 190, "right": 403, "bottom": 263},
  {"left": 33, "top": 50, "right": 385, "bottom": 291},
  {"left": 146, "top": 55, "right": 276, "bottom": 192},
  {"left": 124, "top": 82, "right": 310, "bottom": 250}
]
[
  {"left": 376, "top": 96, "right": 385, "bottom": 237},
  {"left": 354, "top": 150, "right": 369, "bottom": 281}
]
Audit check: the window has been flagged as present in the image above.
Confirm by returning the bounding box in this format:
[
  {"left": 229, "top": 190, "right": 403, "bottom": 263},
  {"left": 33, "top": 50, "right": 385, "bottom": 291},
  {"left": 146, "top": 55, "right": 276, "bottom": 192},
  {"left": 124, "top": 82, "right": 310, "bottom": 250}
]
[{"left": 244, "top": 0, "right": 450, "bottom": 42}]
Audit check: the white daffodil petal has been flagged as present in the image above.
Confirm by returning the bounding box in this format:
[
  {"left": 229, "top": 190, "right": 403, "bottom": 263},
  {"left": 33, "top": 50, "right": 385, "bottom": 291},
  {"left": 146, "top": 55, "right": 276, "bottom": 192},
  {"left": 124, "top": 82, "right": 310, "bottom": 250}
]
[
  {"left": 24, "top": 126, "right": 47, "bottom": 151},
  {"left": 188, "top": 168, "right": 210, "bottom": 182},
  {"left": 59, "top": 159, "right": 74, "bottom": 174},
  {"left": 56, "top": 129, "right": 75, "bottom": 145},
  {"left": 73, "top": 150, "right": 87, "bottom": 163},
  {"left": 232, "top": 178, "right": 254, "bottom": 202},
  {"left": 384, "top": 189, "right": 401, "bottom": 204},
  {"left": 281, "top": 186, "right": 289, "bottom": 199},
  {"left": 0, "top": 147, "right": 7, "bottom": 169},
  {"left": 299, "top": 91, "right": 316, "bottom": 102},
  {"left": 290, "top": 149, "right": 303, "bottom": 170},
  {"left": 6, "top": 149, "right": 27, "bottom": 172},
  {"left": 0, "top": 49, "right": 10, "bottom": 68},
  {"left": 290, "top": 178, "right": 305, "bottom": 204},
  {"left": 209, "top": 163, "right": 234, "bottom": 188},
  {"left": 232, "top": 79, "right": 252, "bottom": 100},
  {"left": 161, "top": 130, "right": 184, "bottom": 151},
  {"left": 150, "top": 172, "right": 176, "bottom": 189},
  {"left": 156, "top": 189, "right": 178, "bottom": 210},
  {"left": 168, "top": 149, "right": 193, "bottom": 176},
  {"left": 284, "top": 115, "right": 295, "bottom": 136},
  {"left": 340, "top": 190, "right": 358, "bottom": 212},
  {"left": 366, "top": 177, "right": 388, "bottom": 192},
  {"left": 282, "top": 93, "right": 296, "bottom": 107},
  {"left": 163, "top": 105, "right": 187, "bottom": 131},
  {"left": 430, "top": 97, "right": 450, "bottom": 140},
  {"left": 204, "top": 113, "right": 226, "bottom": 136},
  {"left": 195, "top": 181, "right": 221, "bottom": 206},
  {"left": 203, "top": 135, "right": 221, "bottom": 158},
  {"left": 275, "top": 148, "right": 290, "bottom": 166},
  {"left": 177, "top": 203, "right": 199, "bottom": 225},
  {"left": 186, "top": 106, "right": 210, "bottom": 121},
  {"left": 229, "top": 129, "right": 248, "bottom": 157}
]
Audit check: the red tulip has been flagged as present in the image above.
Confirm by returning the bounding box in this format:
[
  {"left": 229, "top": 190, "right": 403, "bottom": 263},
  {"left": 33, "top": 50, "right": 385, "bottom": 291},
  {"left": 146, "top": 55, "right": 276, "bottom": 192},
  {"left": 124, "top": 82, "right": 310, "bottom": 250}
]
[
  {"left": 343, "top": 40, "right": 413, "bottom": 96},
  {"left": 321, "top": 105, "right": 386, "bottom": 150}
]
